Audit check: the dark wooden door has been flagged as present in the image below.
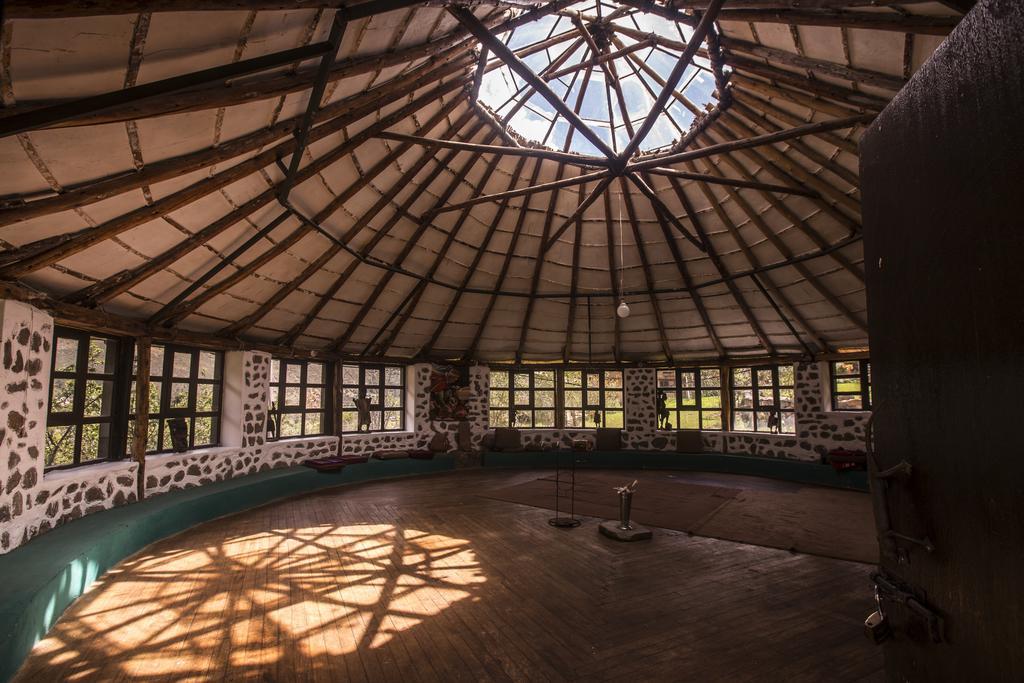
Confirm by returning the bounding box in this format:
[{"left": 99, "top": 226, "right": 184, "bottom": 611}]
[{"left": 860, "top": 1, "right": 1024, "bottom": 680}]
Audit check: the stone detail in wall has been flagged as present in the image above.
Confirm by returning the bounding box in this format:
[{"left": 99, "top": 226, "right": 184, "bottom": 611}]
[
  {"left": 145, "top": 438, "right": 337, "bottom": 496},
  {"left": 241, "top": 352, "right": 270, "bottom": 449},
  {"left": 0, "top": 301, "right": 55, "bottom": 554}
]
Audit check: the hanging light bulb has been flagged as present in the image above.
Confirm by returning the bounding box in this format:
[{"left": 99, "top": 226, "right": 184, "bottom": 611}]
[{"left": 617, "top": 299, "right": 631, "bottom": 318}]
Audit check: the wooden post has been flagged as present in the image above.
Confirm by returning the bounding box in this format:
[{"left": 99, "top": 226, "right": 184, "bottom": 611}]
[{"left": 133, "top": 337, "right": 151, "bottom": 501}]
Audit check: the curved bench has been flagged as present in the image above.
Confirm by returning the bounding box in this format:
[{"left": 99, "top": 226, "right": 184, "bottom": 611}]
[
  {"left": 0, "top": 456, "right": 455, "bottom": 683},
  {"left": 481, "top": 450, "right": 869, "bottom": 492}
]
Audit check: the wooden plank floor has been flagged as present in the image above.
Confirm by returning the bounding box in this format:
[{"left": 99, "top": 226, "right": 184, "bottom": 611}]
[{"left": 14, "top": 470, "right": 884, "bottom": 682}]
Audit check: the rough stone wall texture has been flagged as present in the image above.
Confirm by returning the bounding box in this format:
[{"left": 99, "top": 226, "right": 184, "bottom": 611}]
[
  {"left": 241, "top": 351, "right": 270, "bottom": 449},
  {"left": 0, "top": 301, "right": 54, "bottom": 553}
]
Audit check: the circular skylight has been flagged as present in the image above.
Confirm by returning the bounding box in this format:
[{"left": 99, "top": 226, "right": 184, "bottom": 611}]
[{"left": 478, "top": 1, "right": 718, "bottom": 156}]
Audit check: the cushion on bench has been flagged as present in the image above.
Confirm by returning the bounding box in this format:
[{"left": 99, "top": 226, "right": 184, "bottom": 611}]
[{"left": 595, "top": 428, "right": 622, "bottom": 451}]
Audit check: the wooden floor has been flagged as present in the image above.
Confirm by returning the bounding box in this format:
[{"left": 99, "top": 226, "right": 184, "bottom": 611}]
[{"left": 15, "top": 470, "right": 884, "bottom": 682}]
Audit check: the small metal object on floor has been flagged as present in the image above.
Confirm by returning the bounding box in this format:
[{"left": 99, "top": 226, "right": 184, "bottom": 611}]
[{"left": 599, "top": 480, "right": 652, "bottom": 541}]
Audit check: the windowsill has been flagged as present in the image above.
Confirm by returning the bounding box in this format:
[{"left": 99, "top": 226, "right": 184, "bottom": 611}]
[
  {"left": 824, "top": 409, "right": 872, "bottom": 416},
  {"left": 340, "top": 430, "right": 415, "bottom": 438},
  {"left": 268, "top": 435, "right": 338, "bottom": 445},
  {"left": 145, "top": 446, "right": 235, "bottom": 463},
  {"left": 43, "top": 459, "right": 137, "bottom": 482}
]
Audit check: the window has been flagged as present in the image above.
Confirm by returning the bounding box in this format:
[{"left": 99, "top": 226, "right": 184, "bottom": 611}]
[
  {"left": 831, "top": 360, "right": 871, "bottom": 410},
  {"left": 45, "top": 328, "right": 126, "bottom": 468},
  {"left": 656, "top": 368, "right": 723, "bottom": 430},
  {"left": 489, "top": 369, "right": 557, "bottom": 428},
  {"left": 489, "top": 367, "right": 625, "bottom": 429},
  {"left": 731, "top": 365, "right": 795, "bottom": 434},
  {"left": 563, "top": 369, "right": 624, "bottom": 428},
  {"left": 268, "top": 358, "right": 330, "bottom": 439},
  {"left": 129, "top": 344, "right": 223, "bottom": 453},
  {"left": 340, "top": 365, "right": 405, "bottom": 432}
]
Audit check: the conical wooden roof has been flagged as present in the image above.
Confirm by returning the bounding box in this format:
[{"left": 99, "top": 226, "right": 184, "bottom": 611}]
[{"left": 0, "top": 0, "right": 964, "bottom": 363}]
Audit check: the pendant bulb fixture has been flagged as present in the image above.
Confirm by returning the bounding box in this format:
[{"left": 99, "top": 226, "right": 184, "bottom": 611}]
[{"left": 617, "top": 299, "right": 631, "bottom": 319}]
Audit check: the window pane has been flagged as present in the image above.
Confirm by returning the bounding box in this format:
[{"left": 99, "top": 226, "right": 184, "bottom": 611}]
[
  {"left": 584, "top": 410, "right": 601, "bottom": 428},
  {"left": 563, "top": 371, "right": 582, "bottom": 389},
  {"left": 700, "top": 389, "right": 721, "bottom": 409},
  {"left": 836, "top": 377, "right": 862, "bottom": 394},
  {"left": 342, "top": 387, "right": 359, "bottom": 407},
  {"left": 604, "top": 371, "right": 623, "bottom": 388},
  {"left": 304, "top": 412, "right": 323, "bottom": 435},
  {"left": 657, "top": 370, "right": 676, "bottom": 388},
  {"left": 172, "top": 352, "right": 192, "bottom": 378},
  {"left": 604, "top": 391, "right": 623, "bottom": 409},
  {"left": 284, "top": 386, "right": 301, "bottom": 407},
  {"left": 307, "top": 387, "right": 323, "bottom": 410},
  {"left": 733, "top": 389, "right": 753, "bottom": 409},
  {"left": 534, "top": 390, "right": 555, "bottom": 408},
  {"left": 757, "top": 369, "right": 774, "bottom": 387},
  {"left": 758, "top": 389, "right": 775, "bottom": 406},
  {"left": 734, "top": 411, "right": 754, "bottom": 431},
  {"left": 369, "top": 411, "right": 382, "bottom": 431},
  {"left": 605, "top": 411, "right": 624, "bottom": 428},
  {"left": 587, "top": 373, "right": 601, "bottom": 387},
  {"left": 781, "top": 412, "right": 796, "bottom": 434},
  {"left": 680, "top": 411, "right": 699, "bottom": 430},
  {"left": 564, "top": 409, "right": 583, "bottom": 428},
  {"left": 285, "top": 363, "right": 302, "bottom": 384},
  {"left": 341, "top": 411, "right": 358, "bottom": 432},
  {"left": 680, "top": 389, "right": 696, "bottom": 407},
  {"left": 148, "top": 419, "right": 160, "bottom": 452},
  {"left": 534, "top": 410, "right": 555, "bottom": 428},
  {"left": 586, "top": 390, "right": 601, "bottom": 406},
  {"left": 385, "top": 367, "right": 403, "bottom": 386},
  {"left": 779, "top": 388, "right": 795, "bottom": 410},
  {"left": 756, "top": 411, "right": 774, "bottom": 432},
  {"left": 148, "top": 381, "right": 162, "bottom": 413},
  {"left": 55, "top": 337, "right": 78, "bottom": 372},
  {"left": 50, "top": 378, "right": 76, "bottom": 413},
  {"left": 535, "top": 371, "right": 555, "bottom": 388},
  {"left": 280, "top": 414, "right": 301, "bottom": 437},
  {"left": 680, "top": 371, "right": 696, "bottom": 388},
  {"left": 197, "top": 383, "right": 218, "bottom": 412},
  {"left": 564, "top": 390, "right": 582, "bottom": 408},
  {"left": 663, "top": 411, "right": 678, "bottom": 429},
  {"left": 702, "top": 412, "right": 722, "bottom": 430},
  {"left": 83, "top": 380, "right": 113, "bottom": 417},
  {"left": 45, "top": 425, "right": 76, "bottom": 466},
  {"left": 384, "top": 411, "right": 403, "bottom": 430},
  {"left": 149, "top": 345, "right": 165, "bottom": 377},
  {"left": 194, "top": 417, "right": 214, "bottom": 446},
  {"left": 342, "top": 365, "right": 359, "bottom": 384},
  {"left": 514, "top": 373, "right": 531, "bottom": 389},
  {"left": 489, "top": 410, "right": 510, "bottom": 427},
  {"left": 835, "top": 360, "right": 859, "bottom": 375},
  {"left": 490, "top": 371, "right": 509, "bottom": 389},
  {"left": 270, "top": 359, "right": 280, "bottom": 383},
  {"left": 198, "top": 351, "right": 218, "bottom": 380},
  {"left": 514, "top": 410, "right": 532, "bottom": 428},
  {"left": 365, "top": 368, "right": 380, "bottom": 386},
  {"left": 170, "top": 382, "right": 190, "bottom": 409},
  {"left": 701, "top": 368, "right": 721, "bottom": 387},
  {"left": 514, "top": 390, "right": 531, "bottom": 406},
  {"left": 365, "top": 388, "right": 380, "bottom": 405},
  {"left": 837, "top": 395, "right": 863, "bottom": 410},
  {"left": 88, "top": 338, "right": 115, "bottom": 374},
  {"left": 732, "top": 368, "right": 751, "bottom": 387},
  {"left": 489, "top": 390, "right": 509, "bottom": 408},
  {"left": 307, "top": 363, "right": 324, "bottom": 385},
  {"left": 778, "top": 365, "right": 795, "bottom": 385}
]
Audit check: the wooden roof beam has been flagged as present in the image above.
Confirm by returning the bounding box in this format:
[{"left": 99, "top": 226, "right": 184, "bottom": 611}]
[
  {"left": 430, "top": 169, "right": 611, "bottom": 216},
  {"left": 645, "top": 166, "right": 818, "bottom": 197},
  {"left": 376, "top": 132, "right": 611, "bottom": 168}
]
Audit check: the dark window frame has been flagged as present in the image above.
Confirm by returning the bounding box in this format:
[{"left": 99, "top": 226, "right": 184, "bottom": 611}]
[
  {"left": 488, "top": 368, "right": 558, "bottom": 429},
  {"left": 487, "top": 367, "right": 625, "bottom": 429},
  {"left": 730, "top": 364, "right": 796, "bottom": 434},
  {"left": 656, "top": 367, "right": 723, "bottom": 431},
  {"left": 45, "top": 326, "right": 130, "bottom": 470},
  {"left": 268, "top": 358, "right": 332, "bottom": 440},
  {"left": 339, "top": 364, "right": 406, "bottom": 433},
  {"left": 130, "top": 343, "right": 224, "bottom": 454},
  {"left": 562, "top": 368, "right": 624, "bottom": 429},
  {"left": 830, "top": 360, "right": 872, "bottom": 411}
]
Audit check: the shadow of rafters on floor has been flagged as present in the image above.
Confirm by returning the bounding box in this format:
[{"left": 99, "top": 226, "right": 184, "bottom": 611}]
[{"left": 14, "top": 469, "right": 883, "bottom": 682}]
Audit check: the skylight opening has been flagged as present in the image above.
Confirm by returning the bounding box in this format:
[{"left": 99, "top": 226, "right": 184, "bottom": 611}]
[{"left": 478, "top": 0, "right": 719, "bottom": 156}]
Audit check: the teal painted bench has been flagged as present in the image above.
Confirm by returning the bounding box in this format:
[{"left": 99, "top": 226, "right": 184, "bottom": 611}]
[
  {"left": 481, "top": 450, "right": 869, "bottom": 492},
  {"left": 0, "top": 455, "right": 454, "bottom": 683}
]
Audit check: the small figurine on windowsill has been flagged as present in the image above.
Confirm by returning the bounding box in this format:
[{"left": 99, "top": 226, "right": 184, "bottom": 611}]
[
  {"left": 767, "top": 409, "right": 781, "bottom": 434},
  {"left": 354, "top": 395, "right": 372, "bottom": 432},
  {"left": 657, "top": 389, "right": 670, "bottom": 430}
]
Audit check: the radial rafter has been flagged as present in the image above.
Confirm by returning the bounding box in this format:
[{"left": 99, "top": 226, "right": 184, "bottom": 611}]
[{"left": 0, "top": 0, "right": 964, "bottom": 361}]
